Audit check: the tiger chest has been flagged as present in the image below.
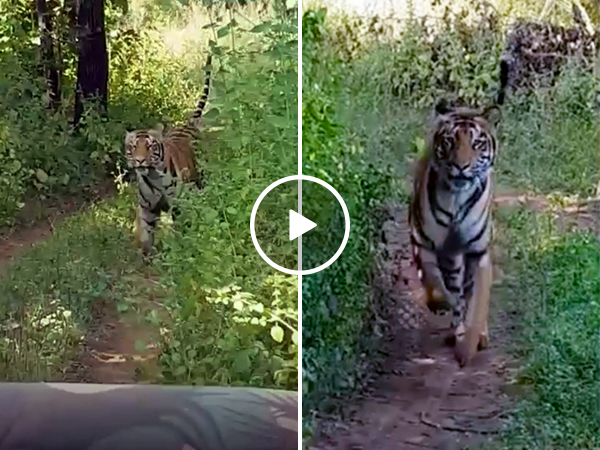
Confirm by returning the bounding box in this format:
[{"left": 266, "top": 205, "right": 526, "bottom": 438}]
[
  {"left": 136, "top": 168, "right": 176, "bottom": 211},
  {"left": 422, "top": 181, "right": 491, "bottom": 254}
]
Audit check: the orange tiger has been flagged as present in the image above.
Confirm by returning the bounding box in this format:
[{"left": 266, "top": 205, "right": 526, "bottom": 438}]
[
  {"left": 124, "top": 54, "right": 212, "bottom": 260},
  {"left": 409, "top": 59, "right": 509, "bottom": 366}
]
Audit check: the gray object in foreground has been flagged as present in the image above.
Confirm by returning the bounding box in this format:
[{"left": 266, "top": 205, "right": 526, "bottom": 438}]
[{"left": 0, "top": 383, "right": 298, "bottom": 450}]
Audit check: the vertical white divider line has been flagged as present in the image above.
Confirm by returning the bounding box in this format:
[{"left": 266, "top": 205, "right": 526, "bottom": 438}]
[{"left": 297, "top": 0, "right": 303, "bottom": 446}]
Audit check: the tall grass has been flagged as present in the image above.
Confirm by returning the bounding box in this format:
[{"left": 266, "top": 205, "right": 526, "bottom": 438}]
[{"left": 491, "top": 207, "right": 599, "bottom": 449}]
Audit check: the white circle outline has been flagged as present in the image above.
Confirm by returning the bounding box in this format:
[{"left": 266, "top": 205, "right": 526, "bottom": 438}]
[{"left": 250, "top": 175, "right": 350, "bottom": 276}]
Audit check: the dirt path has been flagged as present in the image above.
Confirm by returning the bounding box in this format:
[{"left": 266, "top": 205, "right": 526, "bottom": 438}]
[
  {"left": 0, "top": 181, "right": 116, "bottom": 270},
  {"left": 65, "top": 274, "right": 167, "bottom": 384},
  {"left": 0, "top": 181, "right": 164, "bottom": 385},
  {"left": 311, "top": 192, "right": 598, "bottom": 450}
]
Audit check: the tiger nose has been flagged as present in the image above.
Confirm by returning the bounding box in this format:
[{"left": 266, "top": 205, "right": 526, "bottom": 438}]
[
  {"left": 453, "top": 161, "right": 469, "bottom": 170},
  {"left": 134, "top": 157, "right": 146, "bottom": 165}
]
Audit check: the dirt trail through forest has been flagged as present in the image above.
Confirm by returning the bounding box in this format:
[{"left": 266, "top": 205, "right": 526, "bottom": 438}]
[
  {"left": 313, "top": 194, "right": 598, "bottom": 450},
  {"left": 65, "top": 278, "right": 166, "bottom": 384},
  {"left": 0, "top": 181, "right": 163, "bottom": 385},
  {"left": 0, "top": 181, "right": 115, "bottom": 270}
]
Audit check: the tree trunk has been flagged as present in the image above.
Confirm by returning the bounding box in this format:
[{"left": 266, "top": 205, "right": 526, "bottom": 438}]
[
  {"left": 73, "top": 0, "right": 108, "bottom": 127},
  {"left": 35, "top": 0, "right": 61, "bottom": 109}
]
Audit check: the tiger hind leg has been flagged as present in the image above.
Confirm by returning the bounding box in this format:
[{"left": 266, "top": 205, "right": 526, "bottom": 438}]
[{"left": 454, "top": 251, "right": 492, "bottom": 367}]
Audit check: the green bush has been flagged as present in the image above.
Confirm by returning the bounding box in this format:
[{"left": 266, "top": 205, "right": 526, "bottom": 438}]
[
  {"left": 492, "top": 208, "right": 599, "bottom": 449},
  {"left": 302, "top": 7, "right": 400, "bottom": 416},
  {"left": 153, "top": 12, "right": 299, "bottom": 389},
  {"left": 0, "top": 0, "right": 213, "bottom": 226}
]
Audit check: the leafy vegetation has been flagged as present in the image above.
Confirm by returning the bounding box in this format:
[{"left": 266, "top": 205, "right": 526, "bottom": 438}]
[
  {"left": 0, "top": 0, "right": 298, "bottom": 391},
  {"left": 489, "top": 207, "right": 599, "bottom": 449},
  {"left": 0, "top": 194, "right": 139, "bottom": 380},
  {"left": 302, "top": 0, "right": 598, "bottom": 445}
]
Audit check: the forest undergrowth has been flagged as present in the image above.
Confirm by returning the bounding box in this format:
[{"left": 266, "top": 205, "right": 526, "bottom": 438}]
[{"left": 0, "top": 0, "right": 299, "bottom": 391}]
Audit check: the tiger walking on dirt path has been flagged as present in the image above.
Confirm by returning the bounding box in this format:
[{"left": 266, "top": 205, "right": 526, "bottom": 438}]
[
  {"left": 124, "top": 54, "right": 212, "bottom": 262},
  {"left": 409, "top": 58, "right": 510, "bottom": 367}
]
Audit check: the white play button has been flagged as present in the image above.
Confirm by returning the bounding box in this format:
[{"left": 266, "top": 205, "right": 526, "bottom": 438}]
[
  {"left": 289, "top": 210, "right": 317, "bottom": 241},
  {"left": 250, "top": 175, "right": 350, "bottom": 275}
]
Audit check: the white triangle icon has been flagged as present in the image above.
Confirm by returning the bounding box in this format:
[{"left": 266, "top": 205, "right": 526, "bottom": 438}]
[{"left": 289, "top": 210, "right": 317, "bottom": 241}]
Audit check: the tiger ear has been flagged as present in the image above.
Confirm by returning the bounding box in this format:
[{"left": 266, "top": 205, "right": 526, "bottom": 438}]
[
  {"left": 125, "top": 131, "right": 136, "bottom": 143},
  {"left": 148, "top": 124, "right": 164, "bottom": 140},
  {"left": 435, "top": 99, "right": 452, "bottom": 115},
  {"left": 483, "top": 104, "right": 502, "bottom": 127}
]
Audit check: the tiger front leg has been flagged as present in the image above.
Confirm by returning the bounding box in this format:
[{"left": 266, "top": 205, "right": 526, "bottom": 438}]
[
  {"left": 136, "top": 205, "right": 159, "bottom": 263},
  {"left": 454, "top": 251, "right": 492, "bottom": 367},
  {"left": 419, "top": 249, "right": 459, "bottom": 312}
]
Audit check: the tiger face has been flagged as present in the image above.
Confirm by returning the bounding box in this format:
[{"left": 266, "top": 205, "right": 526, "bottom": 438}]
[
  {"left": 431, "top": 106, "right": 498, "bottom": 190},
  {"left": 124, "top": 128, "right": 164, "bottom": 170}
]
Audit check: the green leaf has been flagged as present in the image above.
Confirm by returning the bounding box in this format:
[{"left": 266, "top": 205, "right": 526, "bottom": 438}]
[
  {"left": 233, "top": 351, "right": 251, "bottom": 374},
  {"left": 270, "top": 355, "right": 285, "bottom": 371},
  {"left": 413, "top": 136, "right": 426, "bottom": 156},
  {"left": 202, "top": 108, "right": 220, "bottom": 121},
  {"left": 233, "top": 300, "right": 243, "bottom": 311},
  {"left": 267, "top": 115, "right": 289, "bottom": 128},
  {"left": 204, "top": 207, "right": 218, "bottom": 222},
  {"left": 9, "top": 159, "right": 21, "bottom": 173},
  {"left": 291, "top": 330, "right": 298, "bottom": 344},
  {"left": 35, "top": 169, "right": 48, "bottom": 183},
  {"left": 173, "top": 365, "right": 187, "bottom": 377},
  {"left": 217, "top": 26, "right": 230, "bottom": 38},
  {"left": 270, "top": 325, "right": 284, "bottom": 343},
  {"left": 250, "top": 22, "right": 272, "bottom": 33}
]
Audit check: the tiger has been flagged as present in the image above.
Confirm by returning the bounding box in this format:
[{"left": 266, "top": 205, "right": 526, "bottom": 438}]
[
  {"left": 409, "top": 58, "right": 509, "bottom": 367},
  {"left": 124, "top": 54, "right": 212, "bottom": 261}
]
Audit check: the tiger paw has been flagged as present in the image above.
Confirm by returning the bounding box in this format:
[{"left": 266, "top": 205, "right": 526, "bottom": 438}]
[
  {"left": 426, "top": 287, "right": 456, "bottom": 313},
  {"left": 141, "top": 244, "right": 154, "bottom": 265},
  {"left": 453, "top": 323, "right": 479, "bottom": 367}
]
